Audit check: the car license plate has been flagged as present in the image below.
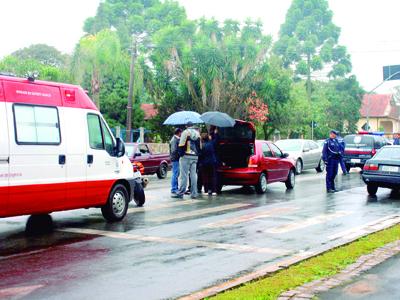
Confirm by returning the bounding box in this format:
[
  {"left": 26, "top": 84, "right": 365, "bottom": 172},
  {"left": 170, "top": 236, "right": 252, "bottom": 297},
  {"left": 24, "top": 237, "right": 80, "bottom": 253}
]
[
  {"left": 351, "top": 159, "right": 361, "bottom": 163},
  {"left": 381, "top": 165, "right": 399, "bottom": 172},
  {"left": 133, "top": 171, "right": 142, "bottom": 178}
]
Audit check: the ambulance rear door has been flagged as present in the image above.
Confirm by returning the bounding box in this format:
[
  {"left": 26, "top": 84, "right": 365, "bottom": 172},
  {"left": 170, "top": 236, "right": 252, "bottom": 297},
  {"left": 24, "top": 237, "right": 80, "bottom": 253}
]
[{"left": 5, "top": 81, "right": 67, "bottom": 216}]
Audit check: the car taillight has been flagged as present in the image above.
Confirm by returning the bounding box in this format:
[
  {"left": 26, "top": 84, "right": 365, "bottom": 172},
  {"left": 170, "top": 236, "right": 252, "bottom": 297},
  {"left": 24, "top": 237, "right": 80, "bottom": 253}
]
[
  {"left": 133, "top": 165, "right": 138, "bottom": 172},
  {"left": 371, "top": 148, "right": 376, "bottom": 156},
  {"left": 364, "top": 164, "right": 379, "bottom": 171},
  {"left": 248, "top": 156, "right": 258, "bottom": 168}
]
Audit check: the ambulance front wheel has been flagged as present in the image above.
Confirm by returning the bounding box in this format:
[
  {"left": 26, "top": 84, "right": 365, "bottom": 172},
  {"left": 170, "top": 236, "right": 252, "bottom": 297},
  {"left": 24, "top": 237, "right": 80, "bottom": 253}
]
[{"left": 101, "top": 184, "right": 129, "bottom": 222}]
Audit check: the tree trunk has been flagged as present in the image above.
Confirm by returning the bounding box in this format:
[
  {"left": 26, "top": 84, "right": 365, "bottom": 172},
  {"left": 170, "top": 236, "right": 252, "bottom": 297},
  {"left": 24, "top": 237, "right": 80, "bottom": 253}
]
[
  {"left": 263, "top": 122, "right": 275, "bottom": 140},
  {"left": 171, "top": 47, "right": 199, "bottom": 102},
  {"left": 212, "top": 77, "right": 221, "bottom": 110},
  {"left": 201, "top": 79, "right": 207, "bottom": 108}
]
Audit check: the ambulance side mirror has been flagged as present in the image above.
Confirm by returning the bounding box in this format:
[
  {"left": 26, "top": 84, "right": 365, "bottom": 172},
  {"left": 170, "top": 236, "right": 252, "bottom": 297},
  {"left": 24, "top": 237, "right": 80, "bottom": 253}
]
[{"left": 115, "top": 138, "right": 125, "bottom": 158}]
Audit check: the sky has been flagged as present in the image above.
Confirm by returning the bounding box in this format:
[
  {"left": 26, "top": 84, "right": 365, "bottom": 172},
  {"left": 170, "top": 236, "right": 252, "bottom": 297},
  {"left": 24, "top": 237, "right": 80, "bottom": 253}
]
[{"left": 1, "top": 0, "right": 400, "bottom": 93}]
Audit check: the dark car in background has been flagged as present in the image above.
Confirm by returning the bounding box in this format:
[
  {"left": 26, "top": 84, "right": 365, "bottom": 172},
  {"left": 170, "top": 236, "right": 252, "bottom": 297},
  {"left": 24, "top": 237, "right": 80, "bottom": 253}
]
[
  {"left": 217, "top": 121, "right": 296, "bottom": 194},
  {"left": 362, "top": 146, "right": 400, "bottom": 195},
  {"left": 343, "top": 132, "right": 390, "bottom": 172},
  {"left": 125, "top": 143, "right": 171, "bottom": 179}
]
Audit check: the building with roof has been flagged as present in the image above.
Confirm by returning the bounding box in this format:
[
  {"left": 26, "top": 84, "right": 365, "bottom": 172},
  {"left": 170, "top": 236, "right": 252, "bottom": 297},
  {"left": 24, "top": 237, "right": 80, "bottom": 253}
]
[
  {"left": 140, "top": 103, "right": 158, "bottom": 120},
  {"left": 357, "top": 94, "right": 400, "bottom": 135}
]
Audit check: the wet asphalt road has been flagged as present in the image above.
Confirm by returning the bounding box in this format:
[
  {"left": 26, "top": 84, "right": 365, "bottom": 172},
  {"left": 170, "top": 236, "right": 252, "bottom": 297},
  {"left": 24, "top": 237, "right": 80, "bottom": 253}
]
[{"left": 1, "top": 170, "right": 400, "bottom": 300}]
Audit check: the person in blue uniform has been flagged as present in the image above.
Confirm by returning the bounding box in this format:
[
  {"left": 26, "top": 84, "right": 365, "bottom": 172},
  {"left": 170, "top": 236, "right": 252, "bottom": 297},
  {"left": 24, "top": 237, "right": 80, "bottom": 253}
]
[
  {"left": 322, "top": 130, "right": 341, "bottom": 193},
  {"left": 337, "top": 133, "right": 349, "bottom": 175},
  {"left": 394, "top": 133, "right": 400, "bottom": 145}
]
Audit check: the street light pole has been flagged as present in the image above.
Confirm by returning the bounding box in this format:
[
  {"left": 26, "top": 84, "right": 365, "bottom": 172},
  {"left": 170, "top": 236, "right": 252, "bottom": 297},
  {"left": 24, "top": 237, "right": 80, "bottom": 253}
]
[
  {"left": 126, "top": 35, "right": 137, "bottom": 143},
  {"left": 366, "top": 70, "right": 400, "bottom": 130}
]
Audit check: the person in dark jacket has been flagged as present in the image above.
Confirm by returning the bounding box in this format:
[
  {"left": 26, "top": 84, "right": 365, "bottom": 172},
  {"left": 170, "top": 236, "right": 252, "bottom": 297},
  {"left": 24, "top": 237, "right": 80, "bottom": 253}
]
[
  {"left": 169, "top": 128, "right": 182, "bottom": 195},
  {"left": 199, "top": 130, "right": 219, "bottom": 195},
  {"left": 322, "top": 130, "right": 341, "bottom": 193}
]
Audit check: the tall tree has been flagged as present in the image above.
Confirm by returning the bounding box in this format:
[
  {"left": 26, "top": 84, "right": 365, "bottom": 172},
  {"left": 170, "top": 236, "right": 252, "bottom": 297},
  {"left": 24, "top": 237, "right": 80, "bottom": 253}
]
[
  {"left": 258, "top": 56, "right": 293, "bottom": 139},
  {"left": 274, "top": 0, "right": 352, "bottom": 102},
  {"left": 83, "top": 0, "right": 187, "bottom": 141},
  {"left": 71, "top": 29, "right": 122, "bottom": 110},
  {"left": 0, "top": 55, "right": 71, "bottom": 82},
  {"left": 151, "top": 18, "right": 272, "bottom": 118},
  {"left": 325, "top": 76, "right": 364, "bottom": 134},
  {"left": 11, "top": 44, "right": 69, "bottom": 68}
]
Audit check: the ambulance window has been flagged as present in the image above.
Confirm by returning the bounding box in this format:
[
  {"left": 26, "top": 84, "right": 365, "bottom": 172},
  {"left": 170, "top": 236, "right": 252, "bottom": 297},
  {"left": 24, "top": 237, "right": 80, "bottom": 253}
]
[
  {"left": 101, "top": 118, "right": 115, "bottom": 155},
  {"left": 87, "top": 114, "right": 104, "bottom": 150},
  {"left": 14, "top": 104, "right": 61, "bottom": 145}
]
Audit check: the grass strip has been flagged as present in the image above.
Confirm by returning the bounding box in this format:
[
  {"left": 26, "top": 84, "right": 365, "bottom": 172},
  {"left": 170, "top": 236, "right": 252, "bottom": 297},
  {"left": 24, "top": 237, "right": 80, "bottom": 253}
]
[{"left": 210, "top": 224, "right": 400, "bottom": 300}]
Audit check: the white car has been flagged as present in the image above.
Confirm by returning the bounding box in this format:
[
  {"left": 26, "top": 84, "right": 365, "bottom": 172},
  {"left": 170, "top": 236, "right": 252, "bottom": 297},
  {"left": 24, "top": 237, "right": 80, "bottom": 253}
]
[{"left": 275, "top": 139, "right": 324, "bottom": 174}]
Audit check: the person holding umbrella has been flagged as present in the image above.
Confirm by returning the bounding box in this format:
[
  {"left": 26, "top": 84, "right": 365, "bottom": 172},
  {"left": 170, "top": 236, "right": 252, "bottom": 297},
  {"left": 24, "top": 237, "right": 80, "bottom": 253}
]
[{"left": 172, "top": 121, "right": 201, "bottom": 199}]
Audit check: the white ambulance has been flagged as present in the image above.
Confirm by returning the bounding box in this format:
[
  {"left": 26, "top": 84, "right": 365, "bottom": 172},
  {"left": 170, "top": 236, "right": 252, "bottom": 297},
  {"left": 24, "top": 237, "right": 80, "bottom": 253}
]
[{"left": 0, "top": 74, "right": 145, "bottom": 222}]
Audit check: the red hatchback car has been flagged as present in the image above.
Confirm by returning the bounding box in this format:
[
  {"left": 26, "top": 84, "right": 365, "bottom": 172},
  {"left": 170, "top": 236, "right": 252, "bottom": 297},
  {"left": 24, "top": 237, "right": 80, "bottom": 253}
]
[{"left": 217, "top": 121, "right": 296, "bottom": 193}]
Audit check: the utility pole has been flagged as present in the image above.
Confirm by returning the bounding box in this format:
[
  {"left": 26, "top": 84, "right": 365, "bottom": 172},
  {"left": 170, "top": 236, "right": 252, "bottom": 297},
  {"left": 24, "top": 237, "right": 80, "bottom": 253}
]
[{"left": 126, "top": 35, "right": 137, "bottom": 143}]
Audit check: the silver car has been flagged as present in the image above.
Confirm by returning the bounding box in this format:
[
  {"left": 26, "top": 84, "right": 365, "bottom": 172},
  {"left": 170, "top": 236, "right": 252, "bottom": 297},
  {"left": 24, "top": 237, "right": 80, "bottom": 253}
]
[{"left": 275, "top": 139, "right": 324, "bottom": 174}]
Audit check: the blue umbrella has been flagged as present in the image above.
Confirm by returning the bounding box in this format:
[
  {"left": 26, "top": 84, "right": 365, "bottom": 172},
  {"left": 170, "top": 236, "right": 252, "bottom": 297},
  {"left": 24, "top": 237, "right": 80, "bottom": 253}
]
[
  {"left": 200, "top": 111, "right": 235, "bottom": 127},
  {"left": 163, "top": 111, "right": 204, "bottom": 126}
]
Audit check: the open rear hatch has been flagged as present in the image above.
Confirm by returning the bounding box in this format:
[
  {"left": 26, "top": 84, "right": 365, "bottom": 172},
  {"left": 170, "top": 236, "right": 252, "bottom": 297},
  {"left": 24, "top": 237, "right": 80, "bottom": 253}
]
[{"left": 217, "top": 120, "right": 256, "bottom": 168}]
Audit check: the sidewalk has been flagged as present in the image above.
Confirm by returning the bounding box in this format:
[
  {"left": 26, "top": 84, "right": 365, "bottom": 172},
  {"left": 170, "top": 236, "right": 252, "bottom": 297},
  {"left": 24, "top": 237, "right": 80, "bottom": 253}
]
[
  {"left": 319, "top": 254, "right": 400, "bottom": 300},
  {"left": 278, "top": 239, "right": 400, "bottom": 300}
]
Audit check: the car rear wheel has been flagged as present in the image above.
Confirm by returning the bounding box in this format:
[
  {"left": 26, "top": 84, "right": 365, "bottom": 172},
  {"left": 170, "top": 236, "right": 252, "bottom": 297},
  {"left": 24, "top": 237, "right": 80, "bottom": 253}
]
[
  {"left": 316, "top": 160, "right": 325, "bottom": 173},
  {"left": 367, "top": 184, "right": 378, "bottom": 196},
  {"left": 255, "top": 173, "right": 267, "bottom": 194},
  {"left": 295, "top": 159, "right": 303, "bottom": 175},
  {"left": 157, "top": 163, "right": 168, "bottom": 179},
  {"left": 285, "top": 169, "right": 295, "bottom": 189},
  {"left": 101, "top": 184, "right": 129, "bottom": 222}
]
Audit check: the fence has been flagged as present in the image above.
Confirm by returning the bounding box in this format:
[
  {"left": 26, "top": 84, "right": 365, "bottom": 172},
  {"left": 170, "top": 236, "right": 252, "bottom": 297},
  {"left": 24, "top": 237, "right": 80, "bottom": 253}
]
[{"left": 111, "top": 128, "right": 152, "bottom": 143}]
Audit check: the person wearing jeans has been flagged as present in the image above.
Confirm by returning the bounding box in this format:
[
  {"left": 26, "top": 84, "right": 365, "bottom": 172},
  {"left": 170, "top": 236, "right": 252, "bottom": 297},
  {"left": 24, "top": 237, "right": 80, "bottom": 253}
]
[
  {"left": 169, "top": 128, "right": 182, "bottom": 195},
  {"left": 172, "top": 122, "right": 201, "bottom": 199}
]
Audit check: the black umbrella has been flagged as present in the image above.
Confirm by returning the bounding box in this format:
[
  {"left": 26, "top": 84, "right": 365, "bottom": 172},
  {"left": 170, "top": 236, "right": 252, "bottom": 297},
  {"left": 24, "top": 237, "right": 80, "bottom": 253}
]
[{"left": 200, "top": 111, "right": 235, "bottom": 127}]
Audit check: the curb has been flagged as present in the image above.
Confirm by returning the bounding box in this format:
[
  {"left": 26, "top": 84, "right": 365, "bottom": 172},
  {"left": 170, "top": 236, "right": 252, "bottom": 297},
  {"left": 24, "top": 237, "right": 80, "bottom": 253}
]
[{"left": 178, "top": 215, "right": 400, "bottom": 300}]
